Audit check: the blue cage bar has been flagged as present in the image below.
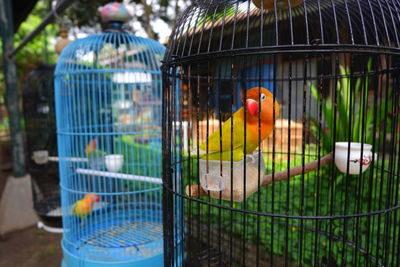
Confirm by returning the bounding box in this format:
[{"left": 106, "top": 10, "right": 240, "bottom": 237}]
[{"left": 55, "top": 28, "right": 166, "bottom": 266}]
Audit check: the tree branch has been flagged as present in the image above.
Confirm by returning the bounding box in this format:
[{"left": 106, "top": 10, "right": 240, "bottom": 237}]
[{"left": 140, "top": 0, "right": 157, "bottom": 40}]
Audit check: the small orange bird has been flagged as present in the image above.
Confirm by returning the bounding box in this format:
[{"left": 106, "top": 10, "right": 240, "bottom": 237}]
[
  {"left": 85, "top": 139, "right": 97, "bottom": 155},
  {"left": 198, "top": 87, "right": 279, "bottom": 161},
  {"left": 72, "top": 194, "right": 100, "bottom": 221}
]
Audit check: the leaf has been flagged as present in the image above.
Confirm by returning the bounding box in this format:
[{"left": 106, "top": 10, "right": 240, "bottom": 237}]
[
  {"left": 354, "top": 77, "right": 362, "bottom": 96},
  {"left": 309, "top": 81, "right": 334, "bottom": 149},
  {"left": 309, "top": 117, "right": 332, "bottom": 153},
  {"left": 353, "top": 111, "right": 361, "bottom": 142},
  {"left": 309, "top": 82, "right": 320, "bottom": 102},
  {"left": 336, "top": 88, "right": 349, "bottom": 141},
  {"left": 322, "top": 97, "right": 334, "bottom": 140},
  {"left": 339, "top": 65, "right": 350, "bottom": 113},
  {"left": 364, "top": 116, "right": 374, "bottom": 145}
]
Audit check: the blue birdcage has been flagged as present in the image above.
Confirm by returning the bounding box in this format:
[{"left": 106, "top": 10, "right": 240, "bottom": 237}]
[{"left": 54, "top": 17, "right": 166, "bottom": 267}]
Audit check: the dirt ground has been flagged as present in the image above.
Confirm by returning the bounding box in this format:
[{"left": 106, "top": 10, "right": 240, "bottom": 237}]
[
  {"left": 0, "top": 169, "right": 63, "bottom": 267},
  {"left": 0, "top": 226, "right": 63, "bottom": 267}
]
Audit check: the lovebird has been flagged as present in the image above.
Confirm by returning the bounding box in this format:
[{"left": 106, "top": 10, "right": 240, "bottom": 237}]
[
  {"left": 85, "top": 139, "right": 97, "bottom": 156},
  {"left": 72, "top": 194, "right": 100, "bottom": 221},
  {"left": 196, "top": 87, "right": 279, "bottom": 161},
  {"left": 85, "top": 138, "right": 105, "bottom": 159}
]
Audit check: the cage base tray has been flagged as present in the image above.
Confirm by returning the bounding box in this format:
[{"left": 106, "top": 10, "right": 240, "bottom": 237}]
[{"left": 62, "top": 219, "right": 163, "bottom": 266}]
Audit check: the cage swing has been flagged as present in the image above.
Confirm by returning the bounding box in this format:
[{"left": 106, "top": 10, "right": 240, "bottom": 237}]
[
  {"left": 162, "top": 0, "right": 400, "bottom": 266},
  {"left": 55, "top": 2, "right": 166, "bottom": 266}
]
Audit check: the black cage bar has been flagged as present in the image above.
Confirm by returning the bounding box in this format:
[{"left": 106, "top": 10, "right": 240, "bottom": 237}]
[
  {"left": 162, "top": 0, "right": 400, "bottom": 266},
  {"left": 22, "top": 65, "right": 62, "bottom": 228}
]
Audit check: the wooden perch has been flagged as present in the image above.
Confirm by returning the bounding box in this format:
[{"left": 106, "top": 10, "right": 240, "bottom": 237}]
[{"left": 186, "top": 152, "right": 333, "bottom": 198}]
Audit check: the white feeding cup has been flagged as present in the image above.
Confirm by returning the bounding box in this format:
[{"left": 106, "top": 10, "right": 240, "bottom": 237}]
[
  {"left": 105, "top": 154, "right": 124, "bottom": 173},
  {"left": 335, "top": 142, "right": 374, "bottom": 175},
  {"left": 199, "top": 151, "right": 266, "bottom": 202},
  {"left": 32, "top": 150, "right": 49, "bottom": 165}
]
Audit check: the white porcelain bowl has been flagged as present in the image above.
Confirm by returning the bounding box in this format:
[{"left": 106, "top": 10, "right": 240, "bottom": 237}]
[
  {"left": 105, "top": 154, "right": 124, "bottom": 172},
  {"left": 33, "top": 150, "right": 49, "bottom": 165},
  {"left": 335, "top": 142, "right": 374, "bottom": 175}
]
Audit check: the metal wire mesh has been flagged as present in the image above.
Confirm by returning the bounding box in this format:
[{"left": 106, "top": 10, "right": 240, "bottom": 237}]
[
  {"left": 83, "top": 221, "right": 162, "bottom": 248},
  {"left": 22, "top": 65, "right": 62, "bottom": 228},
  {"left": 162, "top": 0, "right": 400, "bottom": 266},
  {"left": 55, "top": 31, "right": 165, "bottom": 264}
]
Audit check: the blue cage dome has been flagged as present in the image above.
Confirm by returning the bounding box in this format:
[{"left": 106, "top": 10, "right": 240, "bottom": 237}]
[{"left": 55, "top": 31, "right": 165, "bottom": 267}]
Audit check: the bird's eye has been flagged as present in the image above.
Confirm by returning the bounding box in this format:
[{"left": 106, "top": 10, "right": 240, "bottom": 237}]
[{"left": 260, "top": 93, "right": 266, "bottom": 101}]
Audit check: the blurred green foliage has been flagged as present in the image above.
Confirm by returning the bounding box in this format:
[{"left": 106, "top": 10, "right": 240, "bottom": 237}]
[
  {"left": 1, "top": 0, "right": 58, "bottom": 134},
  {"left": 184, "top": 145, "right": 398, "bottom": 265},
  {"left": 309, "top": 60, "right": 394, "bottom": 154},
  {"left": 115, "top": 134, "right": 162, "bottom": 195}
]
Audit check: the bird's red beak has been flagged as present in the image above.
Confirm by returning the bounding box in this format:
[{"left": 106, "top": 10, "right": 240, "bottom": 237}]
[
  {"left": 246, "top": 99, "right": 258, "bottom": 117},
  {"left": 95, "top": 195, "right": 100, "bottom": 202}
]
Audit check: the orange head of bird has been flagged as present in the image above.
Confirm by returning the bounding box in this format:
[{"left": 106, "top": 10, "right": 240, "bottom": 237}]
[
  {"left": 245, "top": 87, "right": 279, "bottom": 123},
  {"left": 84, "top": 193, "right": 100, "bottom": 203},
  {"left": 85, "top": 139, "right": 97, "bottom": 155}
]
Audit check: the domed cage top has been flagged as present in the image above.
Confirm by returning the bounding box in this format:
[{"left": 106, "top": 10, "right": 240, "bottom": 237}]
[
  {"left": 162, "top": 0, "right": 400, "bottom": 266},
  {"left": 55, "top": 32, "right": 165, "bottom": 265},
  {"left": 22, "top": 65, "right": 62, "bottom": 228}
]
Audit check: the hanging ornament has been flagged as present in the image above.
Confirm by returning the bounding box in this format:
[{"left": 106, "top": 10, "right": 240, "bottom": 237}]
[
  {"left": 98, "top": 2, "right": 132, "bottom": 23},
  {"left": 55, "top": 27, "right": 72, "bottom": 55}
]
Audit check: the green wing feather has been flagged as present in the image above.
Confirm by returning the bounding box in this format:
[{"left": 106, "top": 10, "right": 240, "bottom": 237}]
[{"left": 199, "top": 108, "right": 246, "bottom": 161}]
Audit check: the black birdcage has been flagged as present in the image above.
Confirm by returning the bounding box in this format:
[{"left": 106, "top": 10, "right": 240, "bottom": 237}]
[
  {"left": 162, "top": 0, "right": 400, "bottom": 266},
  {"left": 22, "top": 65, "right": 62, "bottom": 229}
]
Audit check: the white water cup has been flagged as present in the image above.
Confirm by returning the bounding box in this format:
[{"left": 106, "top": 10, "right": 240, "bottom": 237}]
[
  {"left": 335, "top": 142, "right": 374, "bottom": 175},
  {"left": 32, "top": 150, "right": 49, "bottom": 165},
  {"left": 105, "top": 154, "right": 124, "bottom": 172}
]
